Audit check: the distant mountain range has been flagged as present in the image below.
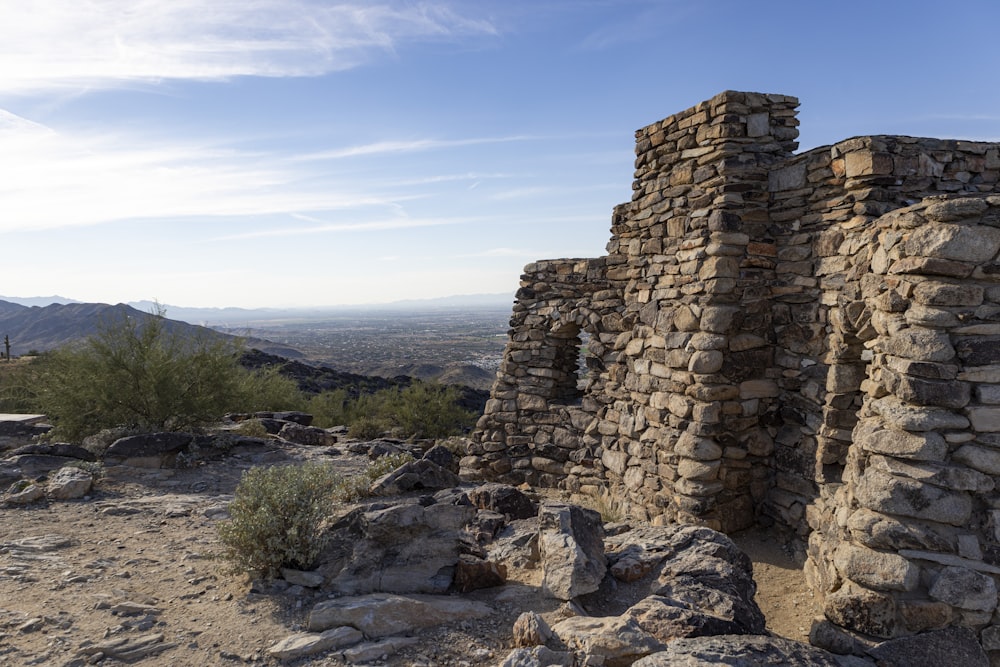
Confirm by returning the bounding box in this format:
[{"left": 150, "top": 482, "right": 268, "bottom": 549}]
[
  {"left": 0, "top": 293, "right": 515, "bottom": 326},
  {"left": 0, "top": 299, "right": 302, "bottom": 358}
]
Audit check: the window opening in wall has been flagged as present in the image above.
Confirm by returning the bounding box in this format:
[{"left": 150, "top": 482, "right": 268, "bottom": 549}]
[{"left": 547, "top": 322, "right": 602, "bottom": 403}]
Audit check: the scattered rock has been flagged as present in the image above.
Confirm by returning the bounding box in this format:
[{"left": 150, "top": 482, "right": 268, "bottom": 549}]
[
  {"left": 632, "top": 634, "right": 842, "bottom": 666},
  {"left": 499, "top": 646, "right": 575, "bottom": 667},
  {"left": 4, "top": 482, "right": 45, "bottom": 505},
  {"left": 422, "top": 443, "right": 458, "bottom": 472},
  {"left": 278, "top": 422, "right": 336, "bottom": 446},
  {"left": 452, "top": 554, "right": 507, "bottom": 593},
  {"left": 77, "top": 632, "right": 175, "bottom": 661},
  {"left": 104, "top": 432, "right": 194, "bottom": 467},
  {"left": 538, "top": 502, "right": 606, "bottom": 600},
  {"left": 47, "top": 466, "right": 94, "bottom": 500},
  {"left": 307, "top": 593, "right": 492, "bottom": 637},
  {"left": 267, "top": 626, "right": 363, "bottom": 662},
  {"left": 512, "top": 611, "right": 553, "bottom": 648},
  {"left": 368, "top": 458, "right": 462, "bottom": 496},
  {"left": 467, "top": 483, "right": 537, "bottom": 520},
  {"left": 866, "top": 626, "right": 988, "bottom": 667},
  {"left": 318, "top": 500, "right": 475, "bottom": 594}
]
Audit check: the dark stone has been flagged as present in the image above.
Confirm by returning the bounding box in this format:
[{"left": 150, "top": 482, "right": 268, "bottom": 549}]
[
  {"left": 8, "top": 454, "right": 86, "bottom": 478},
  {"left": 104, "top": 432, "right": 193, "bottom": 460},
  {"left": 277, "top": 422, "right": 334, "bottom": 446},
  {"left": 466, "top": 483, "right": 537, "bottom": 520},
  {"left": 272, "top": 411, "right": 313, "bottom": 426},
  {"left": 632, "top": 634, "right": 841, "bottom": 666},
  {"left": 866, "top": 626, "right": 987, "bottom": 667},
  {"left": 254, "top": 418, "right": 287, "bottom": 435},
  {"left": 955, "top": 336, "right": 1000, "bottom": 366},
  {"left": 0, "top": 421, "right": 51, "bottom": 438},
  {"left": 8, "top": 443, "right": 96, "bottom": 462},
  {"left": 368, "top": 459, "right": 462, "bottom": 496},
  {"left": 422, "top": 444, "right": 458, "bottom": 472},
  {"left": 452, "top": 554, "right": 507, "bottom": 593}
]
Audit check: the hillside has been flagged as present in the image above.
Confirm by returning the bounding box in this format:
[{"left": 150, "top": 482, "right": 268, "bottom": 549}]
[{"left": 0, "top": 300, "right": 301, "bottom": 359}]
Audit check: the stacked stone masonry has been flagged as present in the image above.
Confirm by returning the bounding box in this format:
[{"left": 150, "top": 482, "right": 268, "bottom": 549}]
[{"left": 464, "top": 91, "right": 1000, "bottom": 656}]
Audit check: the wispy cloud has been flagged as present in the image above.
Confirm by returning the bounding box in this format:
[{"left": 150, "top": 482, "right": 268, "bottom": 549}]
[
  {"left": 0, "top": 109, "right": 402, "bottom": 231},
  {"left": 459, "top": 247, "right": 556, "bottom": 258},
  {"left": 215, "top": 215, "right": 470, "bottom": 241},
  {"left": 0, "top": 1, "right": 497, "bottom": 94},
  {"left": 293, "top": 136, "right": 535, "bottom": 161}
]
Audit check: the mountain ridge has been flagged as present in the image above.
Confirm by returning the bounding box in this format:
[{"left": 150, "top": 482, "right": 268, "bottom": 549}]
[{"left": 0, "top": 299, "right": 301, "bottom": 359}]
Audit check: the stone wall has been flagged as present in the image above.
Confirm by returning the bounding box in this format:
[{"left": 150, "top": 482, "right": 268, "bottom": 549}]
[{"left": 463, "top": 91, "right": 1000, "bottom": 656}]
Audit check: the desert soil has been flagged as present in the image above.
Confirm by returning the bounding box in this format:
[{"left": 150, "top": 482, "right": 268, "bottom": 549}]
[{"left": 0, "top": 439, "right": 820, "bottom": 666}]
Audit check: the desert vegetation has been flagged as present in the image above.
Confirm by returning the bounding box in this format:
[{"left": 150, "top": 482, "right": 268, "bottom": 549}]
[
  {"left": 215, "top": 451, "right": 416, "bottom": 579},
  {"left": 0, "top": 309, "right": 478, "bottom": 443}
]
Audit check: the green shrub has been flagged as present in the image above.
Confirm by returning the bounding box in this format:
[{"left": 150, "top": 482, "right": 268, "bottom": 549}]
[
  {"left": 217, "top": 462, "right": 343, "bottom": 578},
  {"left": 348, "top": 415, "right": 389, "bottom": 440},
  {"left": 334, "top": 451, "right": 415, "bottom": 502},
  {"left": 388, "top": 382, "right": 477, "bottom": 439},
  {"left": 305, "top": 389, "right": 351, "bottom": 429},
  {"left": 25, "top": 309, "right": 305, "bottom": 441},
  {"left": 233, "top": 418, "right": 269, "bottom": 438}
]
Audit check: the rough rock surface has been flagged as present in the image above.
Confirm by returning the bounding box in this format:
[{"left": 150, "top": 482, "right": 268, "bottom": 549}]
[{"left": 631, "top": 634, "right": 842, "bottom": 666}]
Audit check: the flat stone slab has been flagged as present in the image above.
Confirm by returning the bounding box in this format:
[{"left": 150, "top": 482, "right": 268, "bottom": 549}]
[{"left": 0, "top": 414, "right": 47, "bottom": 423}]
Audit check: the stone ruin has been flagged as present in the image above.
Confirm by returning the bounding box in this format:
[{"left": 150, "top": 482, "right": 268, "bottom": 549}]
[{"left": 464, "top": 91, "right": 1000, "bottom": 656}]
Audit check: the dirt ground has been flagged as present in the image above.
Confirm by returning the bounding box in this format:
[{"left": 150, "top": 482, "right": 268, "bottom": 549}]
[{"left": 0, "top": 439, "right": 821, "bottom": 666}]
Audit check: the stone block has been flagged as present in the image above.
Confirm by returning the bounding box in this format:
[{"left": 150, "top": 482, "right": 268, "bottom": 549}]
[
  {"left": 952, "top": 444, "right": 1000, "bottom": 475},
  {"left": 967, "top": 407, "right": 1000, "bottom": 431},
  {"left": 687, "top": 349, "right": 724, "bottom": 375},
  {"left": 904, "top": 221, "right": 1000, "bottom": 263},
  {"left": 674, "top": 432, "right": 722, "bottom": 461},
  {"left": 823, "top": 582, "right": 897, "bottom": 638},
  {"left": 855, "top": 467, "right": 972, "bottom": 526},
  {"left": 833, "top": 543, "right": 919, "bottom": 592},
  {"left": 869, "top": 396, "right": 970, "bottom": 431},
  {"left": 912, "top": 281, "right": 983, "bottom": 307},
  {"left": 854, "top": 420, "right": 948, "bottom": 461},
  {"left": 956, "top": 336, "right": 1000, "bottom": 366},
  {"left": 879, "top": 328, "right": 956, "bottom": 363},
  {"left": 929, "top": 566, "right": 998, "bottom": 612}
]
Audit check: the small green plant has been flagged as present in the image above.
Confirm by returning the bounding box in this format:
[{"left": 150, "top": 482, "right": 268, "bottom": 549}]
[
  {"left": 348, "top": 415, "right": 389, "bottom": 440},
  {"left": 334, "top": 452, "right": 415, "bottom": 502},
  {"left": 65, "top": 460, "right": 105, "bottom": 479},
  {"left": 234, "top": 418, "right": 269, "bottom": 438},
  {"left": 217, "top": 462, "right": 343, "bottom": 578},
  {"left": 582, "top": 486, "right": 626, "bottom": 524}
]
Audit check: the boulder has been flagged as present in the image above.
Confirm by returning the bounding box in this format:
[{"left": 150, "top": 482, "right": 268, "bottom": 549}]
[
  {"left": 512, "top": 611, "right": 553, "bottom": 648},
  {"left": 467, "top": 483, "right": 537, "bottom": 520},
  {"left": 267, "top": 626, "right": 363, "bottom": 662},
  {"left": 277, "top": 422, "right": 336, "bottom": 446},
  {"left": 452, "top": 554, "right": 507, "bottom": 593},
  {"left": 4, "top": 482, "right": 45, "bottom": 505},
  {"left": 551, "top": 615, "right": 667, "bottom": 667},
  {"left": 422, "top": 443, "right": 458, "bottom": 472},
  {"left": 307, "top": 593, "right": 491, "bottom": 636},
  {"left": 866, "top": 626, "right": 988, "bottom": 667},
  {"left": 7, "top": 454, "right": 85, "bottom": 478},
  {"left": 317, "top": 499, "right": 475, "bottom": 595},
  {"left": 368, "top": 458, "right": 462, "bottom": 496},
  {"left": 8, "top": 443, "right": 95, "bottom": 461},
  {"left": 103, "top": 432, "right": 194, "bottom": 467},
  {"left": 538, "top": 502, "right": 606, "bottom": 600},
  {"left": 499, "top": 646, "right": 574, "bottom": 667},
  {"left": 632, "top": 634, "right": 842, "bottom": 666},
  {"left": 47, "top": 466, "right": 94, "bottom": 500},
  {"left": 272, "top": 411, "right": 313, "bottom": 426}
]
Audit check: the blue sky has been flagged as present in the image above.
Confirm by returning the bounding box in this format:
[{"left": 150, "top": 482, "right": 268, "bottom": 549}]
[{"left": 2, "top": 0, "right": 998, "bottom": 308}]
